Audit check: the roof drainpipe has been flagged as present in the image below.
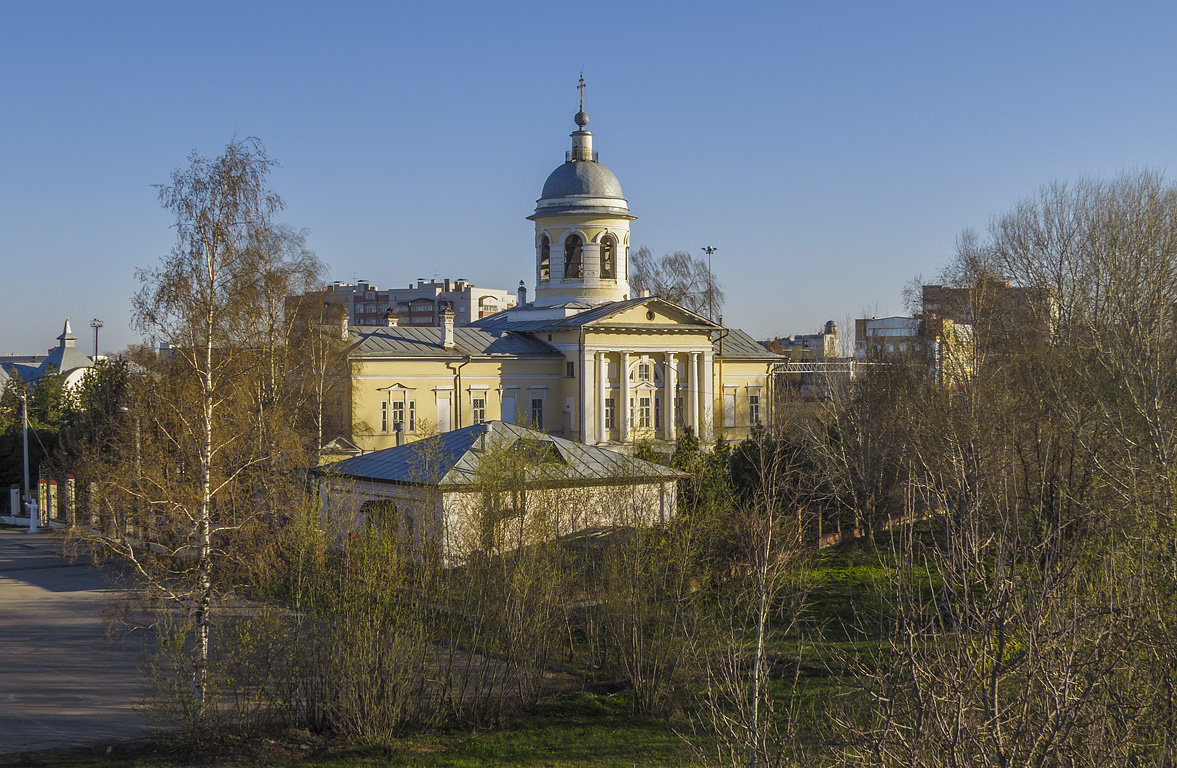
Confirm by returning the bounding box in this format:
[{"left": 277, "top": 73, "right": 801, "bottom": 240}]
[
  {"left": 714, "top": 315, "right": 730, "bottom": 439},
  {"left": 449, "top": 355, "right": 472, "bottom": 429}
]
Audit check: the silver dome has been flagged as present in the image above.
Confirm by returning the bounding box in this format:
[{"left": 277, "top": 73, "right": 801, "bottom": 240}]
[{"left": 540, "top": 161, "right": 624, "bottom": 200}]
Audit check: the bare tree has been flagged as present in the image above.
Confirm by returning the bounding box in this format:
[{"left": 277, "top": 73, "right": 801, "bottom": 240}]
[
  {"left": 826, "top": 172, "right": 1177, "bottom": 766},
  {"left": 631, "top": 246, "right": 726, "bottom": 318}
]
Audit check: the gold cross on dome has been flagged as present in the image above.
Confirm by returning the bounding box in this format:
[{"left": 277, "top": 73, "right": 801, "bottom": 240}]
[{"left": 578, "top": 72, "right": 585, "bottom": 111}]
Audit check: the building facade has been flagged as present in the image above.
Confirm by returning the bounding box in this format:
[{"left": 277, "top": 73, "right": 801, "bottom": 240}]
[
  {"left": 763, "top": 320, "right": 840, "bottom": 361},
  {"left": 315, "top": 421, "right": 685, "bottom": 564},
  {"left": 342, "top": 99, "right": 779, "bottom": 453},
  {"left": 323, "top": 278, "right": 518, "bottom": 327}
]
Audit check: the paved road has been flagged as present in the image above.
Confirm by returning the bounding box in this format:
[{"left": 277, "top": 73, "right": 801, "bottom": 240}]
[{"left": 0, "top": 529, "right": 153, "bottom": 754}]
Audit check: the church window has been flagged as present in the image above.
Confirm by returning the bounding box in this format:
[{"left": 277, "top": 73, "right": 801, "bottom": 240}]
[
  {"left": 564, "top": 235, "right": 583, "bottom": 279},
  {"left": 749, "top": 393, "right": 761, "bottom": 425},
  {"left": 472, "top": 396, "right": 486, "bottom": 425},
  {"left": 601, "top": 234, "right": 617, "bottom": 279},
  {"left": 638, "top": 396, "right": 652, "bottom": 428},
  {"left": 604, "top": 397, "right": 616, "bottom": 429},
  {"left": 654, "top": 396, "right": 661, "bottom": 430},
  {"left": 381, "top": 402, "right": 389, "bottom": 433},
  {"left": 566, "top": 361, "right": 575, "bottom": 378},
  {"left": 531, "top": 397, "right": 544, "bottom": 429},
  {"left": 635, "top": 361, "right": 652, "bottom": 382},
  {"left": 540, "top": 235, "right": 550, "bottom": 281},
  {"left": 675, "top": 396, "right": 685, "bottom": 426}
]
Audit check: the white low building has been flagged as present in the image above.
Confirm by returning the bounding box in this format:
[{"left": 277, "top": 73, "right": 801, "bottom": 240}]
[
  {"left": 313, "top": 420, "right": 684, "bottom": 564},
  {"left": 0, "top": 319, "right": 95, "bottom": 391}
]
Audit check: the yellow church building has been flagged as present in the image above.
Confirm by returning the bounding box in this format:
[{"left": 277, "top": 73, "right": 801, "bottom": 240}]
[{"left": 344, "top": 96, "right": 779, "bottom": 453}]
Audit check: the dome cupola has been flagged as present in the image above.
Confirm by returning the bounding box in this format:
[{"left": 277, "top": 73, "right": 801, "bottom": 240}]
[{"left": 528, "top": 75, "right": 635, "bottom": 308}]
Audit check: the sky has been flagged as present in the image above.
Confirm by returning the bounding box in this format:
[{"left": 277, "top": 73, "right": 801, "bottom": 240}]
[{"left": 4, "top": 1, "right": 1177, "bottom": 356}]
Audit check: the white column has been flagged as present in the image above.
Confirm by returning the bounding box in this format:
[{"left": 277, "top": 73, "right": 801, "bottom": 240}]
[
  {"left": 581, "top": 350, "right": 594, "bottom": 444},
  {"left": 595, "top": 351, "right": 606, "bottom": 443},
  {"left": 620, "top": 351, "right": 631, "bottom": 443},
  {"left": 688, "top": 351, "right": 699, "bottom": 435},
  {"left": 664, "top": 351, "right": 676, "bottom": 442},
  {"left": 700, "top": 351, "right": 714, "bottom": 441}
]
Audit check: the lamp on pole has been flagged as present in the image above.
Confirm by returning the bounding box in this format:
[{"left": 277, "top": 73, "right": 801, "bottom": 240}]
[
  {"left": 701, "top": 246, "right": 718, "bottom": 322},
  {"left": 90, "top": 318, "right": 103, "bottom": 359}
]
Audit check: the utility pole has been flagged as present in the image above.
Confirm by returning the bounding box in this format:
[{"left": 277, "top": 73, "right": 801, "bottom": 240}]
[
  {"left": 701, "top": 246, "right": 718, "bottom": 321},
  {"left": 21, "top": 391, "right": 36, "bottom": 533},
  {"left": 90, "top": 318, "right": 103, "bottom": 359}
]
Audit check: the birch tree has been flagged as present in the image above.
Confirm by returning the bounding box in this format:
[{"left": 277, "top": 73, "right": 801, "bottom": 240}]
[{"left": 88, "top": 137, "right": 320, "bottom": 728}]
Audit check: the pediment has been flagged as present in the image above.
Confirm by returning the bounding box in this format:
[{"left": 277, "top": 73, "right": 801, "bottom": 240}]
[{"left": 587, "top": 298, "right": 716, "bottom": 329}]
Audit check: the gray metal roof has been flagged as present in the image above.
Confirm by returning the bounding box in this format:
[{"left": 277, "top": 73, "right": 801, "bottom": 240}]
[
  {"left": 348, "top": 325, "right": 561, "bottom": 359},
  {"left": 473, "top": 297, "right": 719, "bottom": 334},
  {"left": 540, "top": 160, "right": 624, "bottom": 200},
  {"left": 716, "top": 328, "right": 782, "bottom": 360},
  {"left": 41, "top": 344, "right": 94, "bottom": 376},
  {"left": 314, "top": 421, "right": 685, "bottom": 488}
]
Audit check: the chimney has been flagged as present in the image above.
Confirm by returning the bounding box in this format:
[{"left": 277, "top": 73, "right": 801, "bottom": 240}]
[
  {"left": 442, "top": 308, "right": 455, "bottom": 349},
  {"left": 339, "top": 312, "right": 349, "bottom": 341},
  {"left": 394, "top": 422, "right": 404, "bottom": 447},
  {"left": 444, "top": 278, "right": 451, "bottom": 293},
  {"left": 384, "top": 309, "right": 398, "bottom": 327},
  {"left": 517, "top": 280, "right": 526, "bottom": 306}
]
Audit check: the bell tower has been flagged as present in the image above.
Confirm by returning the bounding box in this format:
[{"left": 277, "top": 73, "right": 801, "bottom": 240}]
[{"left": 528, "top": 76, "right": 636, "bottom": 307}]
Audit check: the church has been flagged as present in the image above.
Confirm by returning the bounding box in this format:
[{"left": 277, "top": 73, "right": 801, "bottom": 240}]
[{"left": 342, "top": 91, "right": 779, "bottom": 454}]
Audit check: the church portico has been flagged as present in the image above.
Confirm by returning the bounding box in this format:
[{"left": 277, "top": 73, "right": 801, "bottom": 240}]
[{"left": 573, "top": 340, "right": 715, "bottom": 448}]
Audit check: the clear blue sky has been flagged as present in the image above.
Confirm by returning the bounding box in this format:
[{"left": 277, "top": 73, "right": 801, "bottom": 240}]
[{"left": 4, "top": 1, "right": 1176, "bottom": 355}]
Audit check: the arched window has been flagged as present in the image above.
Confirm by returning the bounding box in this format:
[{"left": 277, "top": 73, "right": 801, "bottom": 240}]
[
  {"left": 564, "top": 234, "right": 583, "bottom": 279},
  {"left": 600, "top": 234, "right": 616, "bottom": 279},
  {"left": 539, "top": 235, "right": 550, "bottom": 281}
]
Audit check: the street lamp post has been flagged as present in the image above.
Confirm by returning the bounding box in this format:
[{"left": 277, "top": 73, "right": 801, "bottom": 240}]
[
  {"left": 701, "top": 246, "right": 718, "bottom": 322},
  {"left": 90, "top": 318, "right": 103, "bottom": 359}
]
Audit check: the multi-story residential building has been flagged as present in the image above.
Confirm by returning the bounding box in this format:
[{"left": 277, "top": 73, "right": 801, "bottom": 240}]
[
  {"left": 763, "top": 320, "right": 839, "bottom": 361},
  {"left": 323, "top": 278, "right": 518, "bottom": 327},
  {"left": 854, "top": 316, "right": 924, "bottom": 359}
]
